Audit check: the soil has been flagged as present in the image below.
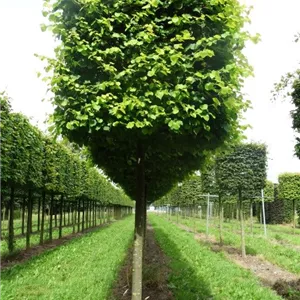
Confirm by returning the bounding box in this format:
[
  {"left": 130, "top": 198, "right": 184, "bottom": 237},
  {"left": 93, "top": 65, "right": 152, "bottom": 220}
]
[
  {"left": 1, "top": 222, "right": 111, "bottom": 270},
  {"left": 111, "top": 224, "right": 174, "bottom": 300},
  {"left": 173, "top": 221, "right": 300, "bottom": 299}
]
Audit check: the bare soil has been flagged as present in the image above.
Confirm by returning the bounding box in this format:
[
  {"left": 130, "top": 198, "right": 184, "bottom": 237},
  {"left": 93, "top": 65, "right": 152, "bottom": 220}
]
[
  {"left": 111, "top": 224, "right": 174, "bottom": 300},
  {"left": 1, "top": 222, "right": 111, "bottom": 270}
]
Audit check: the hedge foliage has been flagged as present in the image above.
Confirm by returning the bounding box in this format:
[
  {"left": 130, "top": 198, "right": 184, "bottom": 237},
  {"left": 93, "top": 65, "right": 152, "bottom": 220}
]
[
  {"left": 0, "top": 93, "right": 132, "bottom": 207},
  {"left": 215, "top": 143, "right": 267, "bottom": 198}
]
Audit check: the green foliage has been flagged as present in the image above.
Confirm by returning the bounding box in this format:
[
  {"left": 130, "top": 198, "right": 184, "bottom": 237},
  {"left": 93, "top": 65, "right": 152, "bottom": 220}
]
[
  {"left": 291, "top": 78, "right": 300, "bottom": 158},
  {"left": 154, "top": 174, "right": 203, "bottom": 207},
  {"left": 0, "top": 93, "right": 133, "bottom": 207},
  {"left": 215, "top": 143, "right": 267, "bottom": 198},
  {"left": 278, "top": 173, "right": 300, "bottom": 224},
  {"left": 42, "top": 0, "right": 254, "bottom": 202},
  {"left": 278, "top": 173, "right": 300, "bottom": 202}
]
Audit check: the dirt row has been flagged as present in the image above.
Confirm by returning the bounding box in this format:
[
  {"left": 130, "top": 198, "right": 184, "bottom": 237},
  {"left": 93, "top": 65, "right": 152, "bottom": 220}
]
[
  {"left": 173, "top": 221, "right": 300, "bottom": 299},
  {"left": 111, "top": 224, "right": 174, "bottom": 300}
]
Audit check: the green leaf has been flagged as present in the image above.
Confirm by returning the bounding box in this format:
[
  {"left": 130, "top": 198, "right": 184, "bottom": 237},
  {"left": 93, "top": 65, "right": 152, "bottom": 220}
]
[
  {"left": 168, "top": 120, "right": 183, "bottom": 130},
  {"left": 126, "top": 122, "right": 135, "bottom": 129}
]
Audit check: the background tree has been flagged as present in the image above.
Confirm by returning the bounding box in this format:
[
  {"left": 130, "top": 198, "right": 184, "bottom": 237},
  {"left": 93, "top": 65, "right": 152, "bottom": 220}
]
[
  {"left": 278, "top": 173, "right": 300, "bottom": 232},
  {"left": 215, "top": 143, "right": 267, "bottom": 257}
]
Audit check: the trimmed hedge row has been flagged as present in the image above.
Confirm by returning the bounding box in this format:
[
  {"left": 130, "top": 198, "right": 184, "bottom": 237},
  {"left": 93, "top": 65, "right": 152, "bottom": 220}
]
[{"left": 1, "top": 93, "right": 132, "bottom": 206}]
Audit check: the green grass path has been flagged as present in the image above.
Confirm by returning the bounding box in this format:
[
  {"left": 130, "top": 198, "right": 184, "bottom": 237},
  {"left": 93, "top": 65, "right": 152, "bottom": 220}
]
[
  {"left": 149, "top": 214, "right": 281, "bottom": 300},
  {"left": 1, "top": 216, "right": 134, "bottom": 300},
  {"left": 168, "top": 214, "right": 300, "bottom": 275}
]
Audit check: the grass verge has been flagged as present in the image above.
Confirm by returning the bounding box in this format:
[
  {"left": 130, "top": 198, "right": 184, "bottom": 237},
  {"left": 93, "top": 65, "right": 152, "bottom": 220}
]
[
  {"left": 168, "top": 214, "right": 300, "bottom": 275},
  {"left": 1, "top": 216, "right": 134, "bottom": 300},
  {"left": 149, "top": 214, "right": 281, "bottom": 300}
]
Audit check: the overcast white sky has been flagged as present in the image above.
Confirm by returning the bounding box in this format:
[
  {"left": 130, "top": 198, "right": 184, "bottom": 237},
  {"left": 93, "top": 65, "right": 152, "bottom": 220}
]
[{"left": 0, "top": 0, "right": 300, "bottom": 182}]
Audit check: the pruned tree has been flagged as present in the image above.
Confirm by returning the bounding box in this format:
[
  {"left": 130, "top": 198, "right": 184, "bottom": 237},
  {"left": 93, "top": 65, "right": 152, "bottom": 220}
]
[
  {"left": 41, "top": 0, "right": 254, "bottom": 297},
  {"left": 278, "top": 173, "right": 300, "bottom": 233},
  {"left": 215, "top": 143, "right": 267, "bottom": 257}
]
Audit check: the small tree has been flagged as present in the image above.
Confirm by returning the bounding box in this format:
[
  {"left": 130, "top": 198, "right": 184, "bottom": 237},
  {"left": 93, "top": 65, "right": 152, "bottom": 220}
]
[
  {"left": 278, "top": 173, "right": 300, "bottom": 233},
  {"left": 215, "top": 143, "right": 267, "bottom": 257}
]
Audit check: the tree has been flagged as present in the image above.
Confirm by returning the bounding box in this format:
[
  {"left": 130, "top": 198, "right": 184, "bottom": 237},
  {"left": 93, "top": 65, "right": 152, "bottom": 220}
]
[
  {"left": 278, "top": 173, "right": 300, "bottom": 233},
  {"left": 42, "top": 0, "right": 253, "bottom": 297},
  {"left": 215, "top": 143, "right": 267, "bottom": 257}
]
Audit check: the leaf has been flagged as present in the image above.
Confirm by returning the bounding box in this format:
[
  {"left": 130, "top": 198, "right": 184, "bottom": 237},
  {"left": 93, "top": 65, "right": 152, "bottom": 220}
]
[
  {"left": 40, "top": 24, "right": 47, "bottom": 32},
  {"left": 126, "top": 122, "right": 135, "bottom": 129},
  {"left": 168, "top": 120, "right": 183, "bottom": 130}
]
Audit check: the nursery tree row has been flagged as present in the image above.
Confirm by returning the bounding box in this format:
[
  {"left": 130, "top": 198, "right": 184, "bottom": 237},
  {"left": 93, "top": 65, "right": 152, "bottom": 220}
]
[{"left": 0, "top": 92, "right": 133, "bottom": 254}]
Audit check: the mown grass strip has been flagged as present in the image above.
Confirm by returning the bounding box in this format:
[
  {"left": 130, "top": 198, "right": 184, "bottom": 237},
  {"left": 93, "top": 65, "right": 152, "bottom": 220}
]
[
  {"left": 168, "top": 214, "right": 300, "bottom": 275},
  {"left": 1, "top": 216, "right": 134, "bottom": 300},
  {"left": 149, "top": 214, "right": 281, "bottom": 300}
]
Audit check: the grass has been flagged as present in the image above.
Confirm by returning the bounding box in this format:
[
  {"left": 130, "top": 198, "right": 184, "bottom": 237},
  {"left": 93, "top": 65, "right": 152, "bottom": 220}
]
[
  {"left": 167, "top": 214, "right": 300, "bottom": 275},
  {"left": 1, "top": 216, "right": 134, "bottom": 300},
  {"left": 1, "top": 213, "right": 109, "bottom": 256},
  {"left": 149, "top": 214, "right": 281, "bottom": 300}
]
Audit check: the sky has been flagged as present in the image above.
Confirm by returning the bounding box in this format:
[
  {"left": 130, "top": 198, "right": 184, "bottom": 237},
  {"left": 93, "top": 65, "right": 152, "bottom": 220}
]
[{"left": 0, "top": 0, "right": 300, "bottom": 182}]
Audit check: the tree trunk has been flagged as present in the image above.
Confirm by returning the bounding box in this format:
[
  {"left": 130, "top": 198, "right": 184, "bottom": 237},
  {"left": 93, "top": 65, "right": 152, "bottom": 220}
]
[
  {"left": 54, "top": 204, "right": 57, "bottom": 228},
  {"left": 37, "top": 196, "right": 41, "bottom": 231},
  {"left": 293, "top": 199, "right": 296, "bottom": 234},
  {"left": 250, "top": 200, "right": 253, "bottom": 235},
  {"left": 218, "top": 195, "right": 223, "bottom": 245},
  {"left": 8, "top": 186, "right": 15, "bottom": 253},
  {"left": 82, "top": 200, "right": 85, "bottom": 232},
  {"left": 49, "top": 193, "right": 54, "bottom": 242},
  {"left": 77, "top": 198, "right": 81, "bottom": 233},
  {"left": 0, "top": 193, "right": 3, "bottom": 240},
  {"left": 26, "top": 189, "right": 33, "bottom": 249},
  {"left": 72, "top": 202, "right": 76, "bottom": 233},
  {"left": 68, "top": 202, "right": 71, "bottom": 226},
  {"left": 63, "top": 200, "right": 66, "bottom": 227},
  {"left": 239, "top": 189, "right": 246, "bottom": 258},
  {"left": 40, "top": 190, "right": 46, "bottom": 245},
  {"left": 132, "top": 143, "right": 146, "bottom": 300},
  {"left": 21, "top": 196, "right": 26, "bottom": 235},
  {"left": 86, "top": 201, "right": 89, "bottom": 228},
  {"left": 59, "top": 194, "right": 63, "bottom": 239}
]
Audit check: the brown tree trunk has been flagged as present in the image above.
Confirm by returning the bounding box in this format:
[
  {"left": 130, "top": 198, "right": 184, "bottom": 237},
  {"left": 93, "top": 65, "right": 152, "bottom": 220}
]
[
  {"left": 218, "top": 195, "right": 223, "bottom": 245},
  {"left": 26, "top": 189, "right": 33, "bottom": 249},
  {"left": 49, "top": 193, "right": 54, "bottom": 242},
  {"left": 40, "top": 190, "right": 46, "bottom": 245},
  {"left": 8, "top": 186, "right": 15, "bottom": 253},
  {"left": 132, "top": 143, "right": 146, "bottom": 300},
  {"left": 239, "top": 189, "right": 246, "bottom": 258},
  {"left": 21, "top": 196, "right": 26, "bottom": 235},
  {"left": 37, "top": 196, "right": 41, "bottom": 231},
  {"left": 0, "top": 193, "right": 3, "bottom": 240},
  {"left": 59, "top": 194, "right": 63, "bottom": 239}
]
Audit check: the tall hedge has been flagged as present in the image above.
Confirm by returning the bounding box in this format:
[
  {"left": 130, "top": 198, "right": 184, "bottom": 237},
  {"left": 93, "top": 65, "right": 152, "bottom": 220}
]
[
  {"left": 278, "top": 173, "right": 300, "bottom": 225},
  {"left": 0, "top": 93, "right": 133, "bottom": 206}
]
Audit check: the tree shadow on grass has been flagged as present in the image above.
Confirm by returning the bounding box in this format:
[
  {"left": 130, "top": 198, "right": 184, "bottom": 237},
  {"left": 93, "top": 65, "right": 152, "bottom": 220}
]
[{"left": 151, "top": 225, "right": 214, "bottom": 300}]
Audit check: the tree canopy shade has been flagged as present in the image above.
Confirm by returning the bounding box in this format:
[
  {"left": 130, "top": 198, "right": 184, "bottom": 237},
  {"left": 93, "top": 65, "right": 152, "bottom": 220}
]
[{"left": 42, "top": 0, "right": 254, "bottom": 202}]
